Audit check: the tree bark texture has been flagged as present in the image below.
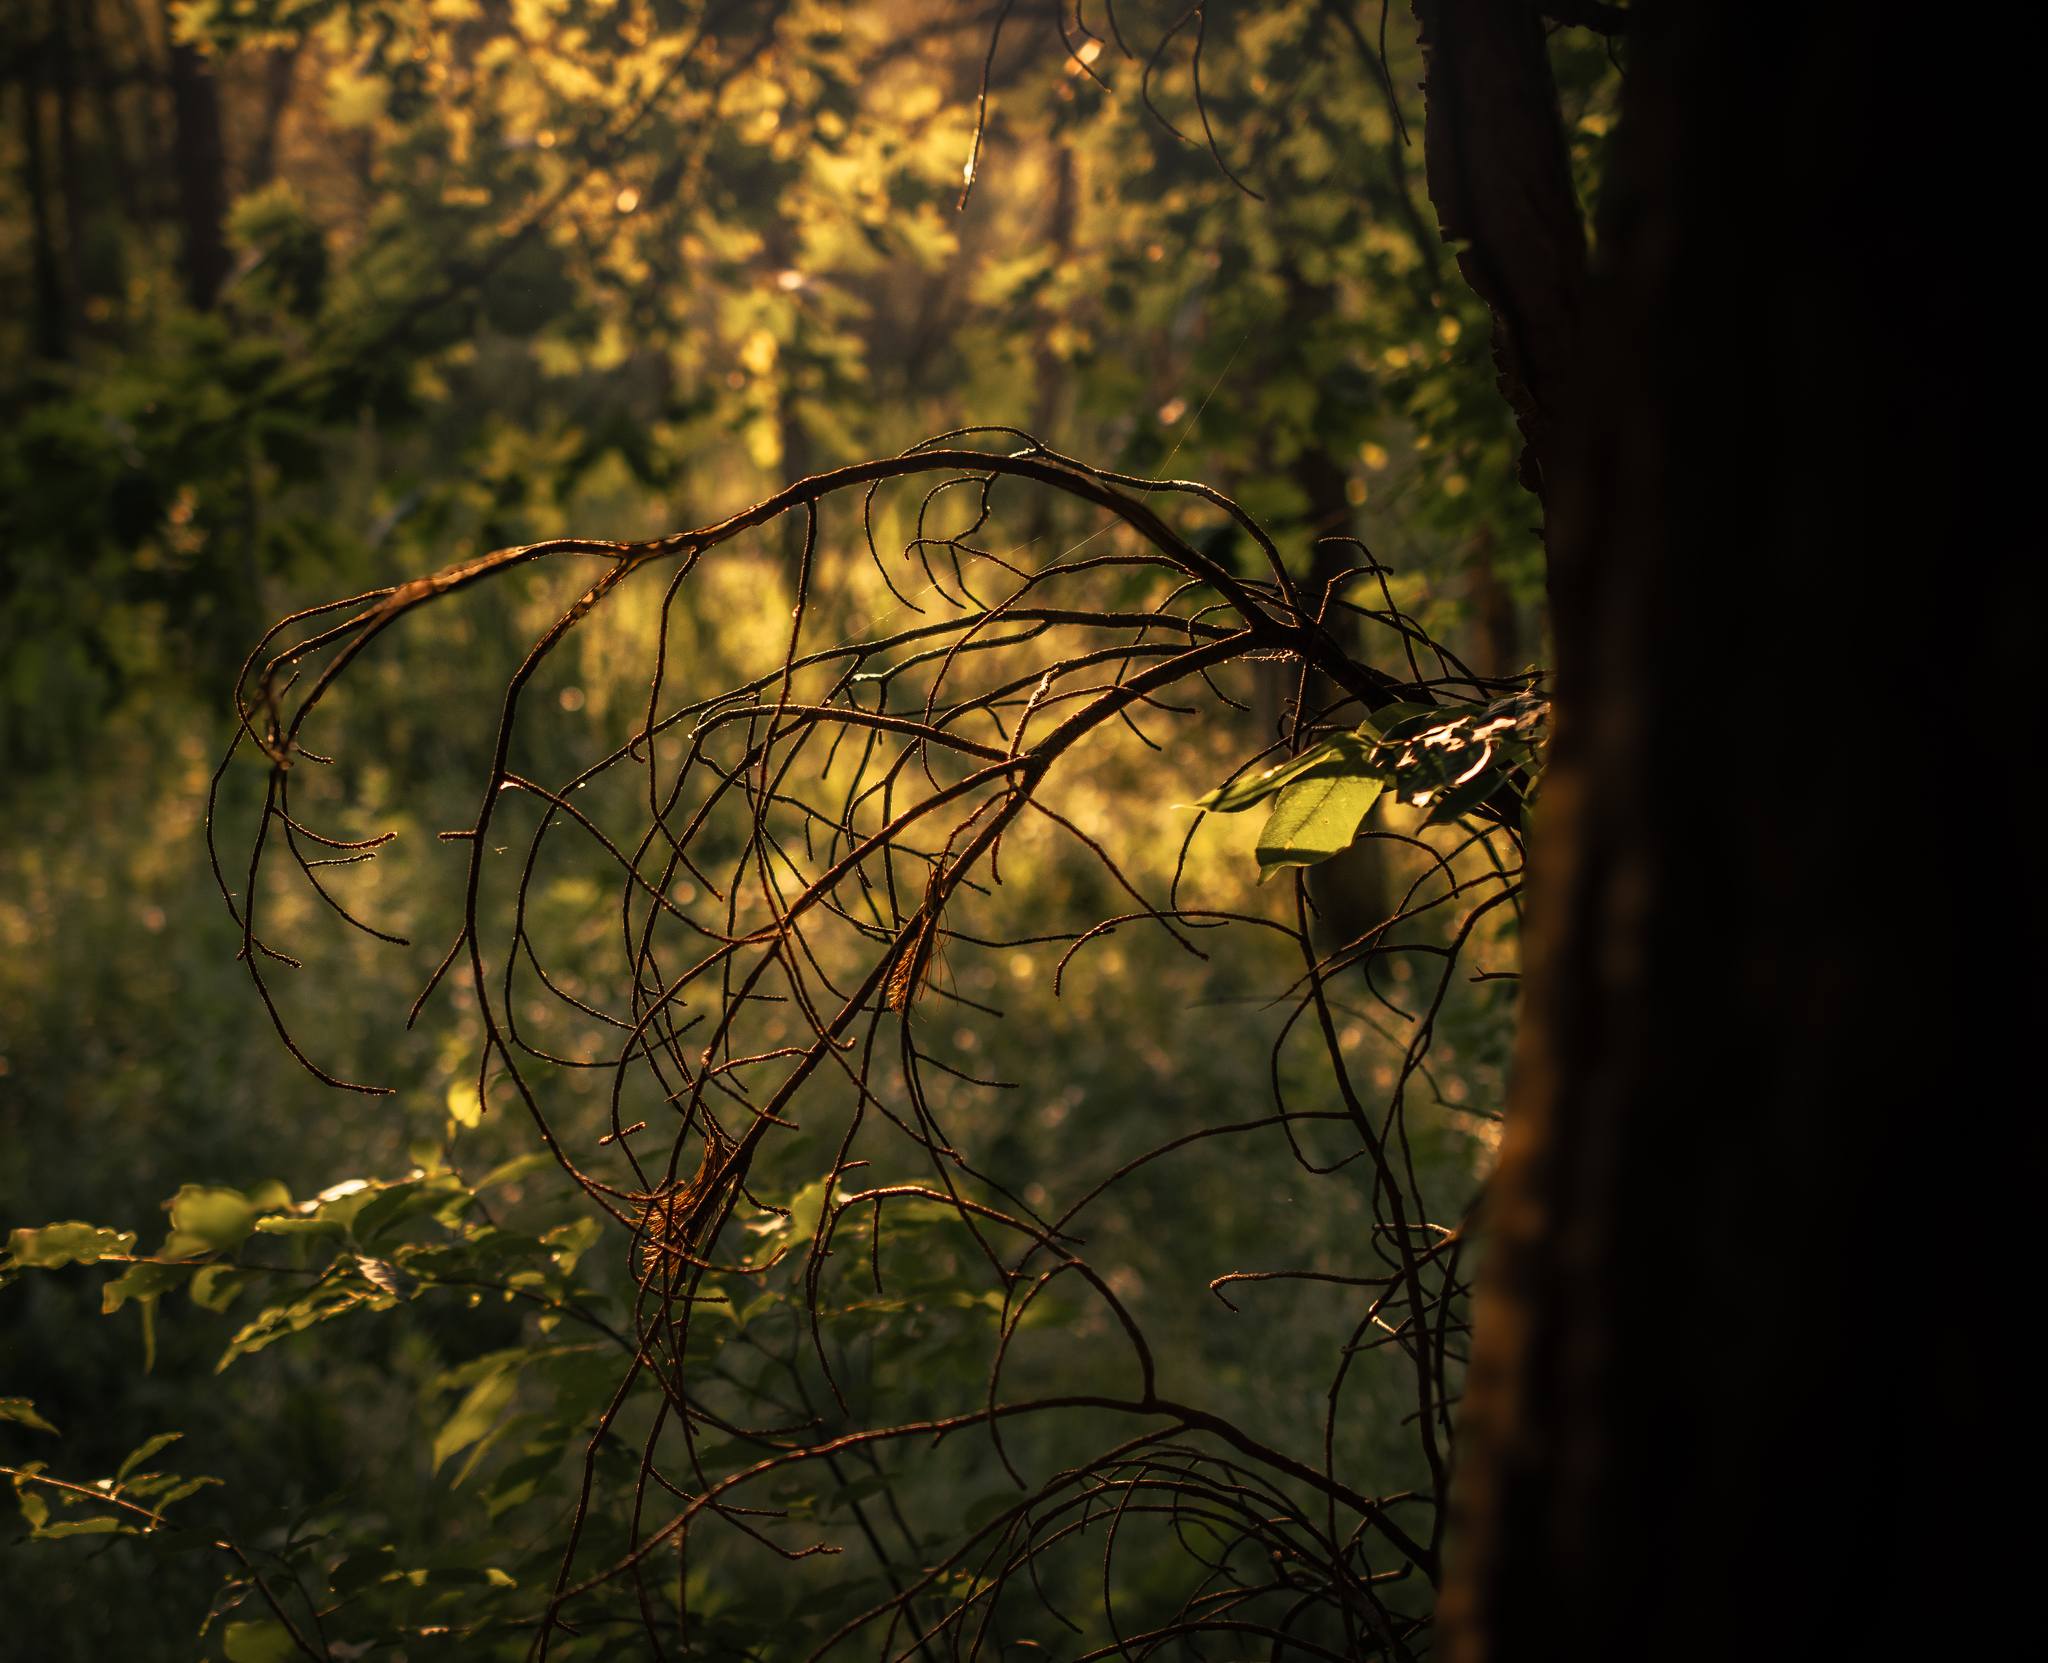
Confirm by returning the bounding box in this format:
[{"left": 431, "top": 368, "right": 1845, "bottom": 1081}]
[
  {"left": 1439, "top": 3, "right": 2018, "bottom": 1655},
  {"left": 1410, "top": 0, "right": 1587, "bottom": 510}
]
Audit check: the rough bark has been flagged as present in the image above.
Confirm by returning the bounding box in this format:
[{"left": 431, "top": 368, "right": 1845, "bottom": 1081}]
[
  {"left": 1439, "top": 3, "right": 2015, "bottom": 1655},
  {"left": 1409, "top": 0, "right": 1586, "bottom": 510}
]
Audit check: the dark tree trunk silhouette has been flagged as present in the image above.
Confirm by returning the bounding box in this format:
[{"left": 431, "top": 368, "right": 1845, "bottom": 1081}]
[
  {"left": 1437, "top": 3, "right": 2012, "bottom": 1655},
  {"left": 163, "top": 8, "right": 229, "bottom": 311},
  {"left": 1410, "top": 0, "right": 1586, "bottom": 515},
  {"left": 18, "top": 34, "right": 69, "bottom": 360},
  {"left": 51, "top": 4, "right": 90, "bottom": 312},
  {"left": 77, "top": 0, "right": 142, "bottom": 224}
]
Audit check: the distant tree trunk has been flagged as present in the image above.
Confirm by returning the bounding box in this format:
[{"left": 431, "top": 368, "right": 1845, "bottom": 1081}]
[
  {"left": 245, "top": 42, "right": 300, "bottom": 189},
  {"left": 113, "top": 0, "right": 170, "bottom": 216},
  {"left": 1437, "top": 3, "right": 2012, "bottom": 1655},
  {"left": 162, "top": 7, "right": 229, "bottom": 310},
  {"left": 1462, "top": 524, "right": 1519, "bottom": 680},
  {"left": 1026, "top": 142, "right": 1076, "bottom": 544},
  {"left": 18, "top": 36, "right": 70, "bottom": 360},
  {"left": 51, "top": 5, "right": 90, "bottom": 312},
  {"left": 78, "top": 0, "right": 142, "bottom": 225}
]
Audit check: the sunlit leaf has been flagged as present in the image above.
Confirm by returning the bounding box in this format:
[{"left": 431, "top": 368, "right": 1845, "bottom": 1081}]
[
  {"left": 218, "top": 1281, "right": 388, "bottom": 1371},
  {"left": 6, "top": 1222, "right": 136, "bottom": 1268},
  {"left": 10, "top": 1464, "right": 50, "bottom": 1529},
  {"left": 253, "top": 1171, "right": 425, "bottom": 1237},
  {"left": 34, "top": 1516, "right": 126, "bottom": 1538},
  {"left": 350, "top": 1174, "right": 463, "bottom": 1244},
  {"left": 166, "top": 1183, "right": 284, "bottom": 1253},
  {"left": 189, "top": 1264, "right": 255, "bottom": 1313},
  {"left": 1195, "top": 730, "right": 1378, "bottom": 815},
  {"left": 433, "top": 1367, "right": 519, "bottom": 1474},
  {"left": 446, "top": 1080, "right": 484, "bottom": 1130},
  {"left": 0, "top": 1398, "right": 58, "bottom": 1435},
  {"left": 102, "top": 1260, "right": 194, "bottom": 1314},
  {"left": 115, "top": 1432, "right": 183, "bottom": 1483},
  {"left": 354, "top": 1255, "right": 417, "bottom": 1300},
  {"left": 1256, "top": 773, "right": 1386, "bottom": 879}
]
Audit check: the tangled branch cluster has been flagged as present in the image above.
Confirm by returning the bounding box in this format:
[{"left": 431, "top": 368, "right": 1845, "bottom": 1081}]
[{"left": 209, "top": 433, "right": 1526, "bottom": 1659}]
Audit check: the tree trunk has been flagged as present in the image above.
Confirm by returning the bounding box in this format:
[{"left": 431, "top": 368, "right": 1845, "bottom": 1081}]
[
  {"left": 1026, "top": 142, "right": 1077, "bottom": 544},
  {"left": 51, "top": 4, "right": 90, "bottom": 312},
  {"left": 1439, "top": 3, "right": 2014, "bottom": 1655},
  {"left": 19, "top": 34, "right": 70, "bottom": 360},
  {"left": 246, "top": 41, "right": 301, "bottom": 189},
  {"left": 163, "top": 8, "right": 229, "bottom": 310},
  {"left": 1409, "top": 0, "right": 1586, "bottom": 512},
  {"left": 1462, "top": 524, "right": 1519, "bottom": 680},
  {"left": 114, "top": 0, "right": 170, "bottom": 218},
  {"left": 78, "top": 0, "right": 143, "bottom": 226}
]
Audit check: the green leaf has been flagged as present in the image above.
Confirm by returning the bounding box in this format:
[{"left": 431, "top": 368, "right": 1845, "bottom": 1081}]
[
  {"left": 248, "top": 1215, "right": 345, "bottom": 1237},
  {"left": 165, "top": 1184, "right": 283, "bottom": 1252},
  {"left": 251, "top": 1174, "right": 402, "bottom": 1238},
  {"left": 433, "top": 1367, "right": 519, "bottom": 1474},
  {"left": 526, "top": 1344, "right": 619, "bottom": 1408},
  {"left": 1421, "top": 762, "right": 1509, "bottom": 826},
  {"left": 35, "top": 1516, "right": 126, "bottom": 1538},
  {"left": 11, "top": 1464, "right": 50, "bottom": 1528},
  {"left": 115, "top": 1432, "right": 183, "bottom": 1483},
  {"left": 6, "top": 1222, "right": 137, "bottom": 1268},
  {"left": 217, "top": 1280, "right": 388, "bottom": 1371},
  {"left": 474, "top": 1151, "right": 554, "bottom": 1193},
  {"left": 1196, "top": 730, "right": 1379, "bottom": 815},
  {"left": 431, "top": 1347, "right": 533, "bottom": 1394},
  {"left": 484, "top": 1446, "right": 564, "bottom": 1520},
  {"left": 1373, "top": 690, "right": 1547, "bottom": 821},
  {"left": 450, "top": 1410, "right": 537, "bottom": 1491},
  {"left": 142, "top": 1475, "right": 220, "bottom": 1510},
  {"left": 354, "top": 1255, "right": 417, "bottom": 1300},
  {"left": 327, "top": 1546, "right": 398, "bottom": 1596},
  {"left": 189, "top": 1264, "right": 255, "bottom": 1313},
  {"left": 223, "top": 1620, "right": 299, "bottom": 1663},
  {"left": 0, "top": 1397, "right": 58, "bottom": 1435},
  {"left": 542, "top": 1213, "right": 601, "bottom": 1264},
  {"left": 349, "top": 1176, "right": 458, "bottom": 1244},
  {"left": 1205, "top": 693, "right": 1549, "bottom": 872},
  {"left": 1256, "top": 772, "right": 1385, "bottom": 879},
  {"left": 102, "top": 1259, "right": 194, "bottom": 1314},
  {"left": 446, "top": 1080, "right": 485, "bottom": 1130},
  {"left": 1361, "top": 702, "right": 1445, "bottom": 742}
]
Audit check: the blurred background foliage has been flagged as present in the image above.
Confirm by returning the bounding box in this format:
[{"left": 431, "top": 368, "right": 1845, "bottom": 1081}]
[{"left": 0, "top": 1, "right": 1610, "bottom": 1655}]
